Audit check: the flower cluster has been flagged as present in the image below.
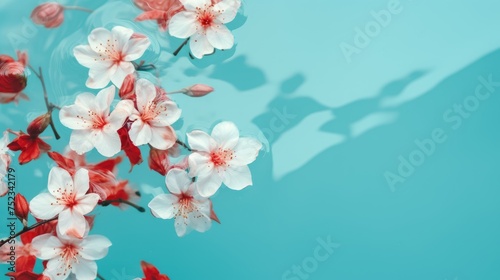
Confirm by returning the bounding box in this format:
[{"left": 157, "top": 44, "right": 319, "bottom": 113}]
[{"left": 0, "top": 0, "right": 255, "bottom": 278}]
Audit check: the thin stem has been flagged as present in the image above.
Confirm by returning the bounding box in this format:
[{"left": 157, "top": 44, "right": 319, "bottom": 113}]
[
  {"left": 173, "top": 38, "right": 190, "bottom": 56},
  {"left": 0, "top": 217, "right": 57, "bottom": 248},
  {"left": 63, "top": 6, "right": 94, "bottom": 13},
  {"left": 96, "top": 273, "right": 106, "bottom": 280},
  {"left": 176, "top": 139, "right": 192, "bottom": 152},
  {"left": 28, "top": 65, "right": 61, "bottom": 140},
  {"left": 100, "top": 199, "right": 146, "bottom": 212}
]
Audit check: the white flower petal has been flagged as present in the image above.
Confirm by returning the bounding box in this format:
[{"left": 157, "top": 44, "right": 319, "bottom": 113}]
[
  {"left": 174, "top": 216, "right": 188, "bottom": 237},
  {"left": 31, "top": 234, "right": 63, "bottom": 259},
  {"left": 188, "top": 152, "right": 213, "bottom": 177},
  {"left": 48, "top": 167, "right": 74, "bottom": 195},
  {"left": 123, "top": 36, "right": 151, "bottom": 61},
  {"left": 148, "top": 194, "right": 178, "bottom": 219},
  {"left": 111, "top": 26, "right": 134, "bottom": 50},
  {"left": 73, "top": 45, "right": 100, "bottom": 68},
  {"left": 129, "top": 120, "right": 152, "bottom": 146},
  {"left": 86, "top": 64, "right": 116, "bottom": 89},
  {"left": 95, "top": 85, "right": 115, "bottom": 113},
  {"left": 222, "top": 165, "right": 252, "bottom": 190},
  {"left": 107, "top": 100, "right": 134, "bottom": 130},
  {"left": 59, "top": 105, "right": 94, "bottom": 130},
  {"left": 72, "top": 259, "right": 98, "bottom": 280},
  {"left": 69, "top": 130, "right": 95, "bottom": 155},
  {"left": 196, "top": 171, "right": 223, "bottom": 197},
  {"left": 180, "top": 0, "right": 211, "bottom": 10},
  {"left": 79, "top": 235, "right": 112, "bottom": 260},
  {"left": 186, "top": 130, "right": 216, "bottom": 152},
  {"left": 206, "top": 24, "right": 234, "bottom": 50},
  {"left": 166, "top": 168, "right": 192, "bottom": 194},
  {"left": 75, "top": 194, "right": 100, "bottom": 215},
  {"left": 92, "top": 129, "right": 121, "bottom": 157},
  {"left": 74, "top": 168, "right": 90, "bottom": 196},
  {"left": 135, "top": 78, "right": 156, "bottom": 112},
  {"left": 231, "top": 137, "right": 262, "bottom": 166},
  {"left": 169, "top": 11, "right": 198, "bottom": 38},
  {"left": 29, "top": 193, "right": 63, "bottom": 219},
  {"left": 213, "top": 0, "right": 240, "bottom": 23},
  {"left": 110, "top": 62, "right": 135, "bottom": 88},
  {"left": 189, "top": 32, "right": 214, "bottom": 59},
  {"left": 149, "top": 101, "right": 181, "bottom": 127},
  {"left": 211, "top": 121, "right": 239, "bottom": 149},
  {"left": 88, "top": 28, "right": 113, "bottom": 51}
]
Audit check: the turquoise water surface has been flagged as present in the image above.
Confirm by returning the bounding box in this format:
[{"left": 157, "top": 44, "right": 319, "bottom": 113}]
[{"left": 2, "top": 0, "right": 500, "bottom": 279}]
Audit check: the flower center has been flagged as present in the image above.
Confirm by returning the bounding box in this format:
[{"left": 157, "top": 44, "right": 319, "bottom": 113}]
[
  {"left": 175, "top": 193, "right": 195, "bottom": 219},
  {"left": 196, "top": 8, "right": 215, "bottom": 29},
  {"left": 53, "top": 189, "right": 78, "bottom": 209},
  {"left": 141, "top": 101, "right": 167, "bottom": 123},
  {"left": 89, "top": 110, "right": 107, "bottom": 129},
  {"left": 210, "top": 148, "right": 234, "bottom": 167},
  {"left": 94, "top": 39, "right": 125, "bottom": 64},
  {"left": 57, "top": 243, "right": 80, "bottom": 277}
]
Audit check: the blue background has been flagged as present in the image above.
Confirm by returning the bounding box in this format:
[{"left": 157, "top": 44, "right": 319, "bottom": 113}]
[{"left": 1, "top": 0, "right": 500, "bottom": 279}]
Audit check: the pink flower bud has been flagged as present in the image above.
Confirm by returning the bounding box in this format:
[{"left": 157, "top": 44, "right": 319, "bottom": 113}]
[
  {"left": 119, "top": 73, "right": 136, "bottom": 101},
  {"left": 27, "top": 113, "right": 51, "bottom": 137},
  {"left": 14, "top": 193, "right": 29, "bottom": 227},
  {"left": 184, "top": 84, "right": 214, "bottom": 97},
  {"left": 31, "top": 2, "right": 65, "bottom": 28}
]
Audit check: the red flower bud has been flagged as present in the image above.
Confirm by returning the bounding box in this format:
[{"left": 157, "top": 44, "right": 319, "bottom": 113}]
[
  {"left": 0, "top": 51, "right": 29, "bottom": 104},
  {"left": 31, "top": 2, "right": 65, "bottom": 28},
  {"left": 184, "top": 84, "right": 213, "bottom": 97},
  {"left": 14, "top": 193, "right": 29, "bottom": 226},
  {"left": 27, "top": 113, "right": 51, "bottom": 137}
]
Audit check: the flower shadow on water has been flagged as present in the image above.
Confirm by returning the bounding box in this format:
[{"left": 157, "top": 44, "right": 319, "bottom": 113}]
[{"left": 246, "top": 49, "right": 500, "bottom": 279}]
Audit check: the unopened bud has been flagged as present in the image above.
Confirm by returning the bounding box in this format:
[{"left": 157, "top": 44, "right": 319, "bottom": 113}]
[
  {"left": 27, "top": 113, "right": 51, "bottom": 137},
  {"left": 184, "top": 84, "right": 214, "bottom": 97},
  {"left": 14, "top": 193, "right": 29, "bottom": 227}
]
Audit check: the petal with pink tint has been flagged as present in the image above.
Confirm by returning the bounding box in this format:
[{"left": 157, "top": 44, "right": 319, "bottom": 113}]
[
  {"left": 57, "top": 209, "right": 86, "bottom": 238},
  {"left": 135, "top": 78, "right": 156, "bottom": 112},
  {"left": 47, "top": 167, "right": 74, "bottom": 195},
  {"left": 75, "top": 194, "right": 100, "bottom": 215},
  {"left": 149, "top": 126, "right": 176, "bottom": 150}
]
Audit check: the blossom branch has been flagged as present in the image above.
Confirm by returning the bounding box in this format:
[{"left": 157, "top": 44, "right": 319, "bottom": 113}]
[
  {"left": 100, "top": 199, "right": 146, "bottom": 212},
  {"left": 0, "top": 217, "right": 58, "bottom": 248},
  {"left": 176, "top": 139, "right": 192, "bottom": 152},
  {"left": 63, "top": 6, "right": 94, "bottom": 13},
  {"left": 96, "top": 273, "right": 106, "bottom": 280},
  {"left": 27, "top": 65, "right": 61, "bottom": 140},
  {"left": 173, "top": 38, "right": 189, "bottom": 56}
]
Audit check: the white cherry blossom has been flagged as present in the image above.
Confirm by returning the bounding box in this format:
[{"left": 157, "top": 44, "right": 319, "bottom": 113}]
[
  {"left": 128, "top": 79, "right": 181, "bottom": 150},
  {"left": 148, "top": 168, "right": 212, "bottom": 237},
  {"left": 29, "top": 167, "right": 100, "bottom": 239},
  {"left": 74, "top": 26, "right": 150, "bottom": 88},
  {"left": 169, "top": 0, "right": 241, "bottom": 58},
  {"left": 59, "top": 85, "right": 134, "bottom": 157},
  {"left": 187, "top": 121, "right": 262, "bottom": 197}
]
